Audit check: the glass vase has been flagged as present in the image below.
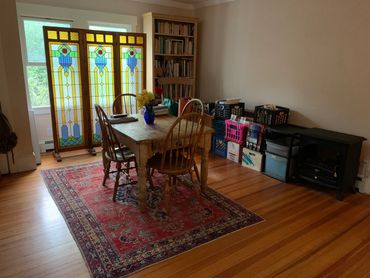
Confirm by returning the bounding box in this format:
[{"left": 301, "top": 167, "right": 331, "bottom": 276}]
[{"left": 144, "top": 105, "right": 155, "bottom": 125}]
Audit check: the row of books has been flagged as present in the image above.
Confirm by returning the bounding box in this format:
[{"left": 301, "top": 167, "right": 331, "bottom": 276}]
[
  {"left": 154, "top": 37, "right": 193, "bottom": 55},
  {"left": 161, "top": 84, "right": 192, "bottom": 99},
  {"left": 155, "top": 20, "right": 194, "bottom": 36},
  {"left": 154, "top": 59, "right": 193, "bottom": 78}
]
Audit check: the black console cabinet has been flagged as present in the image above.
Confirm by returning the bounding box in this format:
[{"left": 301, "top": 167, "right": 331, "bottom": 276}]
[{"left": 297, "top": 128, "right": 366, "bottom": 200}]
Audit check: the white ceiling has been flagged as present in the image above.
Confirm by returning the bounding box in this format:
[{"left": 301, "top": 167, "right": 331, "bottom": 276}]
[
  {"left": 129, "top": 0, "right": 234, "bottom": 9},
  {"left": 172, "top": 0, "right": 209, "bottom": 3}
]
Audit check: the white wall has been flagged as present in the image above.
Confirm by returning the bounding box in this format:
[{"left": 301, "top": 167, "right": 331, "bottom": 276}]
[
  {"left": 0, "top": 0, "right": 36, "bottom": 174},
  {"left": 195, "top": 0, "right": 370, "bottom": 160}
]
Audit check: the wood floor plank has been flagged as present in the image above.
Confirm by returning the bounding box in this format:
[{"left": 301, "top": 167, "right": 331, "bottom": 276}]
[
  {"left": 1, "top": 152, "right": 370, "bottom": 277},
  {"left": 276, "top": 215, "right": 370, "bottom": 277}
]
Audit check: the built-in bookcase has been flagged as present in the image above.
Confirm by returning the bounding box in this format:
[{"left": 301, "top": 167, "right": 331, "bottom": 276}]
[{"left": 143, "top": 12, "right": 199, "bottom": 99}]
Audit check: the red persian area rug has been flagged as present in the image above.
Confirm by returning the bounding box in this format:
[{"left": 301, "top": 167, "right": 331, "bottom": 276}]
[{"left": 41, "top": 162, "right": 264, "bottom": 277}]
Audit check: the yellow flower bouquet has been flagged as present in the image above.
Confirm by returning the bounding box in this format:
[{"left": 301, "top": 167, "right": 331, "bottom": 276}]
[
  {"left": 137, "top": 90, "right": 156, "bottom": 124},
  {"left": 137, "top": 89, "right": 155, "bottom": 110}
]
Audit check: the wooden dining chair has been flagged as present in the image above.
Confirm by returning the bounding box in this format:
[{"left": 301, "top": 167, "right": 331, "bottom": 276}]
[
  {"left": 158, "top": 78, "right": 195, "bottom": 101},
  {"left": 179, "top": 98, "right": 204, "bottom": 182},
  {"left": 112, "top": 93, "right": 137, "bottom": 115},
  {"left": 95, "top": 104, "right": 137, "bottom": 202},
  {"left": 104, "top": 94, "right": 137, "bottom": 177},
  {"left": 180, "top": 98, "right": 204, "bottom": 115},
  {"left": 146, "top": 112, "right": 205, "bottom": 214}
]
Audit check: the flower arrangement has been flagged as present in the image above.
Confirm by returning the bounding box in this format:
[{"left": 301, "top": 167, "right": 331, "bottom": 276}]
[
  {"left": 137, "top": 90, "right": 156, "bottom": 124},
  {"left": 137, "top": 89, "right": 155, "bottom": 110}
]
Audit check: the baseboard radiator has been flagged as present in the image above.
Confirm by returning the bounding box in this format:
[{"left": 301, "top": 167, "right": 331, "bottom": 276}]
[{"left": 39, "top": 140, "right": 54, "bottom": 153}]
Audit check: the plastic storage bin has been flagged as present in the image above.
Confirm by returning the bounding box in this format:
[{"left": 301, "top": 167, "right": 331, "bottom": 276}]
[
  {"left": 215, "top": 103, "right": 245, "bottom": 119},
  {"left": 246, "top": 122, "right": 265, "bottom": 151},
  {"left": 212, "top": 119, "right": 226, "bottom": 135},
  {"left": 225, "top": 119, "right": 249, "bottom": 144},
  {"left": 212, "top": 134, "right": 228, "bottom": 157},
  {"left": 264, "top": 152, "right": 289, "bottom": 181},
  {"left": 242, "top": 148, "right": 264, "bottom": 171},
  {"left": 254, "top": 105, "right": 289, "bottom": 126},
  {"left": 265, "top": 138, "right": 299, "bottom": 157}
]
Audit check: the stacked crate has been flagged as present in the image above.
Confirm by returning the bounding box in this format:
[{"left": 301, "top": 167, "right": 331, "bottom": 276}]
[
  {"left": 211, "top": 102, "right": 244, "bottom": 158},
  {"left": 224, "top": 119, "right": 249, "bottom": 163},
  {"left": 241, "top": 122, "right": 265, "bottom": 171},
  {"left": 253, "top": 104, "right": 291, "bottom": 175},
  {"left": 212, "top": 119, "right": 227, "bottom": 157}
]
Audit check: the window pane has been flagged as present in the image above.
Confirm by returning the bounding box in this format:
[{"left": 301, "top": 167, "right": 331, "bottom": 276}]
[
  {"left": 23, "top": 20, "right": 71, "bottom": 63},
  {"left": 26, "top": 65, "right": 50, "bottom": 107},
  {"left": 89, "top": 25, "right": 127, "bottom": 33}
]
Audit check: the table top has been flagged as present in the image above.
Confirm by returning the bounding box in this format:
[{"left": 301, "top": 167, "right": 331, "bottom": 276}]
[{"left": 112, "top": 114, "right": 214, "bottom": 143}]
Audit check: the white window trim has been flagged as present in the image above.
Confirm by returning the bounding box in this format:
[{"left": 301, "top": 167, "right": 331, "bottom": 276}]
[
  {"left": 18, "top": 16, "right": 73, "bottom": 110},
  {"left": 21, "top": 17, "right": 72, "bottom": 64},
  {"left": 17, "top": 3, "right": 137, "bottom": 31},
  {"left": 88, "top": 21, "right": 132, "bottom": 32},
  {"left": 17, "top": 3, "right": 137, "bottom": 111}
]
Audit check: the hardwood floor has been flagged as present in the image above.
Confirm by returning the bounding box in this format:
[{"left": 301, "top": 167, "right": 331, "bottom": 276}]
[{"left": 1, "top": 152, "right": 370, "bottom": 277}]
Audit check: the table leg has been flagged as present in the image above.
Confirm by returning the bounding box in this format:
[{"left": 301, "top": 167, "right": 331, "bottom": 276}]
[
  {"left": 137, "top": 144, "right": 151, "bottom": 212},
  {"left": 200, "top": 133, "right": 212, "bottom": 192}
]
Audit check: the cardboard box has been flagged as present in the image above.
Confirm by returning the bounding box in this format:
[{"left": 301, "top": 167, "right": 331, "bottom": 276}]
[
  {"left": 242, "top": 148, "right": 264, "bottom": 171},
  {"left": 227, "top": 141, "right": 242, "bottom": 163}
]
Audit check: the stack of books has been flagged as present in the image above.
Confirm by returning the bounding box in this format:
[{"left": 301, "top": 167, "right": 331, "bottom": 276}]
[{"left": 153, "top": 105, "right": 169, "bottom": 116}]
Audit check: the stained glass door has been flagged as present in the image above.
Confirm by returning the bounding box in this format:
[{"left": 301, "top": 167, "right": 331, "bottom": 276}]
[
  {"left": 119, "top": 34, "right": 145, "bottom": 97},
  {"left": 44, "top": 27, "right": 146, "bottom": 160},
  {"left": 44, "top": 29, "right": 85, "bottom": 157},
  {"left": 86, "top": 32, "right": 116, "bottom": 145}
]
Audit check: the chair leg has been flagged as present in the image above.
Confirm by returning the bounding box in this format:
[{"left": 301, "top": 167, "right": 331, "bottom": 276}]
[
  {"left": 165, "top": 175, "right": 172, "bottom": 214},
  {"left": 188, "top": 170, "right": 194, "bottom": 183},
  {"left": 102, "top": 161, "right": 111, "bottom": 187},
  {"left": 113, "top": 162, "right": 121, "bottom": 202},
  {"left": 193, "top": 162, "right": 200, "bottom": 182},
  {"left": 123, "top": 162, "right": 132, "bottom": 183},
  {"left": 146, "top": 166, "right": 154, "bottom": 189},
  {"left": 134, "top": 159, "right": 138, "bottom": 173},
  {"left": 102, "top": 147, "right": 108, "bottom": 174}
]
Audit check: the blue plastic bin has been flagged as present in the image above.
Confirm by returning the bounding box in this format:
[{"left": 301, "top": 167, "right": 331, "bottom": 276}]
[
  {"left": 264, "top": 152, "right": 288, "bottom": 181},
  {"left": 212, "top": 134, "right": 228, "bottom": 157},
  {"left": 212, "top": 119, "right": 226, "bottom": 135}
]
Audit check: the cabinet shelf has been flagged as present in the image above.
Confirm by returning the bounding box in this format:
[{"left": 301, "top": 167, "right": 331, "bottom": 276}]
[
  {"left": 155, "top": 76, "right": 194, "bottom": 80},
  {"left": 154, "top": 53, "right": 194, "bottom": 57},
  {"left": 298, "top": 175, "right": 338, "bottom": 189},
  {"left": 155, "top": 32, "right": 194, "bottom": 38}
]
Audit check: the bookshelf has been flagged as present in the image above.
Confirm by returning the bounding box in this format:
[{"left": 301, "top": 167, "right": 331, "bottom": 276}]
[{"left": 143, "top": 12, "right": 199, "bottom": 100}]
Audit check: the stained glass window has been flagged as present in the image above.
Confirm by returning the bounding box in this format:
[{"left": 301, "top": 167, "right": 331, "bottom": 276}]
[
  {"left": 87, "top": 43, "right": 115, "bottom": 144},
  {"left": 49, "top": 42, "right": 85, "bottom": 149},
  {"left": 120, "top": 46, "right": 144, "bottom": 97},
  {"left": 44, "top": 28, "right": 146, "bottom": 155}
]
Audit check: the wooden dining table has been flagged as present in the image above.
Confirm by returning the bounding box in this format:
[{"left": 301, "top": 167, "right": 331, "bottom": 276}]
[{"left": 112, "top": 114, "right": 214, "bottom": 211}]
